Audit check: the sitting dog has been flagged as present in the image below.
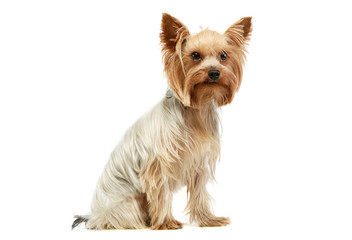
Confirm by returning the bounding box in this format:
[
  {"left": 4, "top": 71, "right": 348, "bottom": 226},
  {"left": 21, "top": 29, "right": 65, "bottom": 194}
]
[{"left": 72, "top": 13, "right": 252, "bottom": 230}]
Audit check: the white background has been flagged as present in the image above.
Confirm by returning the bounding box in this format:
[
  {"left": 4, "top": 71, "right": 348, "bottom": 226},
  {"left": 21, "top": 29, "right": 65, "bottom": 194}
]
[{"left": 1, "top": 0, "right": 351, "bottom": 239}]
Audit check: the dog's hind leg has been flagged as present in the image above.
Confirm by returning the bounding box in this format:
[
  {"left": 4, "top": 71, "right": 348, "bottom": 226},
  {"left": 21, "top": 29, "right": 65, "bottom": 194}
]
[{"left": 86, "top": 194, "right": 149, "bottom": 229}]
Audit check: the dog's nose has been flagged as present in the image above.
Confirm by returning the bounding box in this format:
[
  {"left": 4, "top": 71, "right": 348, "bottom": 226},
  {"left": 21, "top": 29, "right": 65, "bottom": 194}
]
[{"left": 208, "top": 70, "right": 220, "bottom": 81}]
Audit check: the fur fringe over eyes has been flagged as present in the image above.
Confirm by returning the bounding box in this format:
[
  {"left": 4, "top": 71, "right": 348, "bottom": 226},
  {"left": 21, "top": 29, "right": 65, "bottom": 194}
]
[{"left": 72, "top": 13, "right": 251, "bottom": 230}]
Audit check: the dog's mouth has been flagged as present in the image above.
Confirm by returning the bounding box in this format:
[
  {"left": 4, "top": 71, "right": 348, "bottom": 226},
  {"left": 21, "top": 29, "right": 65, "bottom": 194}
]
[{"left": 204, "top": 79, "right": 218, "bottom": 85}]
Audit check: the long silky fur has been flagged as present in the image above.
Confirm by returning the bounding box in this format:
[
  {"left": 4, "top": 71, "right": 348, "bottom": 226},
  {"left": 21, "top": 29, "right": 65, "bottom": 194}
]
[
  {"left": 84, "top": 94, "right": 221, "bottom": 229},
  {"left": 73, "top": 13, "right": 251, "bottom": 230}
]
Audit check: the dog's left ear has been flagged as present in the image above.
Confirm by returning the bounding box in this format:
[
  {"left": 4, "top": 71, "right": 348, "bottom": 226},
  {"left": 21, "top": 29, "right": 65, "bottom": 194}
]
[
  {"left": 225, "top": 17, "right": 252, "bottom": 46},
  {"left": 160, "top": 13, "right": 190, "bottom": 54}
]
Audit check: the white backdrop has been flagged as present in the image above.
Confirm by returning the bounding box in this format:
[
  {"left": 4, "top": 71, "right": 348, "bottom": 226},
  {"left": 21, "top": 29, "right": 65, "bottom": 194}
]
[{"left": 1, "top": 0, "right": 351, "bottom": 239}]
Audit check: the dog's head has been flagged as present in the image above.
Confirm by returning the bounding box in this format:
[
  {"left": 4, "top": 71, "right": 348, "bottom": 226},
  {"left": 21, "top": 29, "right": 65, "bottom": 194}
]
[{"left": 160, "top": 13, "right": 252, "bottom": 109}]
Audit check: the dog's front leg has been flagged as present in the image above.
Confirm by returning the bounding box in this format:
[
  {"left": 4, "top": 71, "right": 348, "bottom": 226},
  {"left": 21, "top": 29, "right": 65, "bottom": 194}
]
[
  {"left": 141, "top": 160, "right": 183, "bottom": 230},
  {"left": 186, "top": 169, "right": 231, "bottom": 227},
  {"left": 146, "top": 183, "right": 183, "bottom": 230}
]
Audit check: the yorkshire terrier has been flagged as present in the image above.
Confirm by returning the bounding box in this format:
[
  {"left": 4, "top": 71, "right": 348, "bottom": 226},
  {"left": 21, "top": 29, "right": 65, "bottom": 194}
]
[{"left": 72, "top": 13, "right": 252, "bottom": 230}]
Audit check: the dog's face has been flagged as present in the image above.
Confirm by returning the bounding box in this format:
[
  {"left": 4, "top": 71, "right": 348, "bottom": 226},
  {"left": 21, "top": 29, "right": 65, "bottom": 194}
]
[{"left": 160, "top": 13, "right": 252, "bottom": 108}]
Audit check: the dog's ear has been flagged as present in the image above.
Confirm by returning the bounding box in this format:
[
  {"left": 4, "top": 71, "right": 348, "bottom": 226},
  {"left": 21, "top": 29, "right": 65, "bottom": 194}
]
[
  {"left": 225, "top": 17, "right": 252, "bottom": 46},
  {"left": 160, "top": 13, "right": 190, "bottom": 54}
]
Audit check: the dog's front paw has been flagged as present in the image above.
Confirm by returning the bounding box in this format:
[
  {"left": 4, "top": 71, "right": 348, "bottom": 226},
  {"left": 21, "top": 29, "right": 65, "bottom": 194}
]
[
  {"left": 199, "top": 216, "right": 231, "bottom": 227},
  {"left": 152, "top": 219, "right": 183, "bottom": 230}
]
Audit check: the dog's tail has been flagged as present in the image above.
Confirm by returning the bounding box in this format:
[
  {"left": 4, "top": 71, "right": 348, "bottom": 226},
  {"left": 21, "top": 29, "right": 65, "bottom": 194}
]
[{"left": 72, "top": 215, "right": 89, "bottom": 230}]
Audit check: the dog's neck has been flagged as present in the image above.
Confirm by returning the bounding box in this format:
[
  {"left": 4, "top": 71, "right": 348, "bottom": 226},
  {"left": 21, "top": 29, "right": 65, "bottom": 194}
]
[
  {"left": 184, "top": 103, "right": 219, "bottom": 137},
  {"left": 166, "top": 89, "right": 219, "bottom": 137}
]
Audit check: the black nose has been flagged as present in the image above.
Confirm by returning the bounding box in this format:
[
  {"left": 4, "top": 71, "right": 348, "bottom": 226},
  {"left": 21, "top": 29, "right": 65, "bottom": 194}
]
[{"left": 208, "top": 70, "right": 220, "bottom": 81}]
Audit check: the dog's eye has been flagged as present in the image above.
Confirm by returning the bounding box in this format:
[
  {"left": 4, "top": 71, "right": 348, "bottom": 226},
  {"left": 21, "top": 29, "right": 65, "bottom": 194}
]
[
  {"left": 191, "top": 52, "right": 201, "bottom": 61},
  {"left": 220, "top": 52, "right": 227, "bottom": 61}
]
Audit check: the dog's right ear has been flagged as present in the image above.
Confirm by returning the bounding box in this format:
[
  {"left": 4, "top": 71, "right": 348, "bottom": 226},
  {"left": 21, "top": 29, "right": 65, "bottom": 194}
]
[{"left": 160, "top": 13, "right": 190, "bottom": 54}]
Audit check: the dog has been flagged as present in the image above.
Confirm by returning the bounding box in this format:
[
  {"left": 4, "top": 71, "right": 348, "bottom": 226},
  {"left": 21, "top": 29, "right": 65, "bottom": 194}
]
[{"left": 72, "top": 13, "right": 252, "bottom": 230}]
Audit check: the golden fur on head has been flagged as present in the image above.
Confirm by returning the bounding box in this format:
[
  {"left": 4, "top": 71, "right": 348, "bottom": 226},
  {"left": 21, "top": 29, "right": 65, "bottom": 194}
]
[
  {"left": 72, "top": 13, "right": 251, "bottom": 231},
  {"left": 161, "top": 13, "right": 252, "bottom": 109}
]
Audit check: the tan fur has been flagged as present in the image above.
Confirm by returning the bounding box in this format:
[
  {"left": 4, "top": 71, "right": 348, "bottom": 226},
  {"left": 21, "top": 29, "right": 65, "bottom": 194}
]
[{"left": 75, "top": 13, "right": 252, "bottom": 230}]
